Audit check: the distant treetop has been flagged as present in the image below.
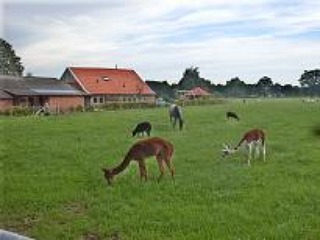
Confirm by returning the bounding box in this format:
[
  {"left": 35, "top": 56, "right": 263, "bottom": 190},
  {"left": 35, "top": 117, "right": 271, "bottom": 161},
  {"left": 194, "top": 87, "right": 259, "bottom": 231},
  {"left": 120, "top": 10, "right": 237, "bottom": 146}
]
[{"left": 0, "top": 38, "right": 24, "bottom": 76}]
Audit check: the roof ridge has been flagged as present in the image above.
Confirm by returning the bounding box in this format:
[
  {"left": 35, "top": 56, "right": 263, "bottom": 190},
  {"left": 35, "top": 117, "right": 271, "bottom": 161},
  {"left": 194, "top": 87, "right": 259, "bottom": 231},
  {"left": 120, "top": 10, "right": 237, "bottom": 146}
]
[
  {"left": 67, "top": 67, "right": 155, "bottom": 95},
  {"left": 69, "top": 66, "right": 134, "bottom": 71}
]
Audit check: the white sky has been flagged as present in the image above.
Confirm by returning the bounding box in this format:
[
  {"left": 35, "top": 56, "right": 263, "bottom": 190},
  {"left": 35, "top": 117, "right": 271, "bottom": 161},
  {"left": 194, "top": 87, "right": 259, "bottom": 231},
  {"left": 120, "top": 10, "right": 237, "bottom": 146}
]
[{"left": 1, "top": 0, "right": 320, "bottom": 85}]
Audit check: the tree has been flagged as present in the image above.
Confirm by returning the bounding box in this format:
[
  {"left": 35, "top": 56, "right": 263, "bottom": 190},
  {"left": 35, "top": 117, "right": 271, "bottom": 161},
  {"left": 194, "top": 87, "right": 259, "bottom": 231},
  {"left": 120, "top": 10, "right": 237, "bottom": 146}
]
[
  {"left": 225, "top": 77, "right": 247, "bottom": 97},
  {"left": 177, "top": 66, "right": 211, "bottom": 90},
  {"left": 282, "top": 84, "right": 301, "bottom": 97},
  {"left": 0, "top": 38, "right": 24, "bottom": 76},
  {"left": 298, "top": 69, "right": 320, "bottom": 96},
  {"left": 271, "top": 83, "right": 283, "bottom": 97},
  {"left": 145, "top": 80, "right": 175, "bottom": 101},
  {"left": 177, "top": 66, "right": 200, "bottom": 90},
  {"left": 256, "top": 76, "right": 273, "bottom": 97}
]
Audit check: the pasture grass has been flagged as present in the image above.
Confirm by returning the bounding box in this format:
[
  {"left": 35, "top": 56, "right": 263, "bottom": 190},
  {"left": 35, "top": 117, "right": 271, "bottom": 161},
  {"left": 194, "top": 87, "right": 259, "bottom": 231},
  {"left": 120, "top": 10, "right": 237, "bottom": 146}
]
[{"left": 1, "top": 99, "right": 320, "bottom": 239}]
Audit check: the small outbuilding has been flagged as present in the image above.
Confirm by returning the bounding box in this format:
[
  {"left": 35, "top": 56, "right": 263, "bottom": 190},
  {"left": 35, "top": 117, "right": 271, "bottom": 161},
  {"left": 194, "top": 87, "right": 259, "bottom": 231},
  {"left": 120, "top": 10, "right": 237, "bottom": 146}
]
[
  {"left": 184, "top": 87, "right": 211, "bottom": 100},
  {"left": 0, "top": 75, "right": 85, "bottom": 113}
]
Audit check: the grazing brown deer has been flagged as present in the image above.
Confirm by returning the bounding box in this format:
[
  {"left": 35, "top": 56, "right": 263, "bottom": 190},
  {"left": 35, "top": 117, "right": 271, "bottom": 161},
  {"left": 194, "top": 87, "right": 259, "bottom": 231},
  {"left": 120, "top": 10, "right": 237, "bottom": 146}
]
[
  {"left": 222, "top": 128, "right": 266, "bottom": 166},
  {"left": 102, "top": 137, "right": 175, "bottom": 185}
]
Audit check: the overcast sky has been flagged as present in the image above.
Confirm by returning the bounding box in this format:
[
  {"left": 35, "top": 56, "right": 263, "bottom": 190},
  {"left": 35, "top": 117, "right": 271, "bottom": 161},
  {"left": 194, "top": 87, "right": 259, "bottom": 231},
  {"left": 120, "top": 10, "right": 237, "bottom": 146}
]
[{"left": 1, "top": 0, "right": 320, "bottom": 85}]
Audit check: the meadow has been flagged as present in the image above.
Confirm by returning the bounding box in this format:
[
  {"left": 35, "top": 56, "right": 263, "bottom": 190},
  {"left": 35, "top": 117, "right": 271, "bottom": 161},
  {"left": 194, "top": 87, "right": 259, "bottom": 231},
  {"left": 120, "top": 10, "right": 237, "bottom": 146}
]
[{"left": 1, "top": 99, "right": 320, "bottom": 239}]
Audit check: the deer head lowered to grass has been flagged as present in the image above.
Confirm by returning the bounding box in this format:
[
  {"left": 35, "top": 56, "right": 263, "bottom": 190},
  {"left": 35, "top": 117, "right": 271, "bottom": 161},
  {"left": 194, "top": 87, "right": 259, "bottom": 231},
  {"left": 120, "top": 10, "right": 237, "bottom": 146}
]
[
  {"left": 102, "top": 137, "right": 175, "bottom": 185},
  {"left": 169, "top": 104, "right": 184, "bottom": 130},
  {"left": 222, "top": 128, "right": 266, "bottom": 166}
]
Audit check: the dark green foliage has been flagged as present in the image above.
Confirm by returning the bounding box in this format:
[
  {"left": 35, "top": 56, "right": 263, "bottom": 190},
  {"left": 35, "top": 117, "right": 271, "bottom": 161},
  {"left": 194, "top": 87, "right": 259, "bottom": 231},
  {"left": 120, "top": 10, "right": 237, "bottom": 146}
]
[
  {"left": 225, "top": 77, "right": 247, "bottom": 97},
  {"left": 145, "top": 80, "right": 175, "bottom": 101},
  {"left": 177, "top": 66, "right": 212, "bottom": 91},
  {"left": 0, "top": 106, "right": 33, "bottom": 116},
  {"left": 257, "top": 76, "right": 273, "bottom": 97},
  {"left": 299, "top": 69, "right": 320, "bottom": 96},
  {"left": 0, "top": 38, "right": 24, "bottom": 76},
  {"left": 299, "top": 69, "right": 320, "bottom": 87}
]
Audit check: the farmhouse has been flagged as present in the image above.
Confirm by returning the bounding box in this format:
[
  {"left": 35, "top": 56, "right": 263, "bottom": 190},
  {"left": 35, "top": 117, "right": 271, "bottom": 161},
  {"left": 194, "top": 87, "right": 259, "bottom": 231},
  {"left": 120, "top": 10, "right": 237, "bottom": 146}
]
[
  {"left": 60, "top": 67, "right": 156, "bottom": 106},
  {"left": 0, "top": 75, "right": 84, "bottom": 112}
]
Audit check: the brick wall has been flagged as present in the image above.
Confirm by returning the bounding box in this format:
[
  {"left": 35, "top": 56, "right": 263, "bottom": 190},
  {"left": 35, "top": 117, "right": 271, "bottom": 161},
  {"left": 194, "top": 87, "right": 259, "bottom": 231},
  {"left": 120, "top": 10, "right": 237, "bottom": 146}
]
[
  {"left": 0, "top": 99, "right": 13, "bottom": 109},
  {"left": 48, "top": 96, "right": 84, "bottom": 112}
]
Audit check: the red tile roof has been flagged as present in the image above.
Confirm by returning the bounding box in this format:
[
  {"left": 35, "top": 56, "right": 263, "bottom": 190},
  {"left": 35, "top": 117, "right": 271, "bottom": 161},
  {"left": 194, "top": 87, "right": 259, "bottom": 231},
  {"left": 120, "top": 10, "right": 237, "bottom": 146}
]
[
  {"left": 69, "top": 67, "right": 155, "bottom": 95},
  {"left": 185, "top": 87, "right": 211, "bottom": 96}
]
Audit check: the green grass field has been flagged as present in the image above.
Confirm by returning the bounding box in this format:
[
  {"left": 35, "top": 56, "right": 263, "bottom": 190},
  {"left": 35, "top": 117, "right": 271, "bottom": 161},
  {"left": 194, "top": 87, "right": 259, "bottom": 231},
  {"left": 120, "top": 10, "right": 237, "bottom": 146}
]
[{"left": 1, "top": 99, "right": 320, "bottom": 239}]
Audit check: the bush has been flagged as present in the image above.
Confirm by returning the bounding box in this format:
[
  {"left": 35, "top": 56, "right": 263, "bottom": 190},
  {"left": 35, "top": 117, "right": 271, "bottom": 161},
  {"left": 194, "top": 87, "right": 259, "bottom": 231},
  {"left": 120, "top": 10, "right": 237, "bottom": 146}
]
[
  {"left": 0, "top": 108, "right": 12, "bottom": 116},
  {"left": 0, "top": 106, "right": 33, "bottom": 116},
  {"left": 75, "top": 105, "right": 84, "bottom": 112},
  {"left": 69, "top": 106, "right": 75, "bottom": 112},
  {"left": 84, "top": 106, "right": 95, "bottom": 112}
]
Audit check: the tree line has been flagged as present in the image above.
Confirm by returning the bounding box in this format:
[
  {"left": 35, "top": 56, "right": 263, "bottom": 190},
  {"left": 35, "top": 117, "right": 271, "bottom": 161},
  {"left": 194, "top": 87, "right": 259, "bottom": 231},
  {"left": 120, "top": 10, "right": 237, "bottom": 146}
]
[{"left": 146, "top": 66, "right": 320, "bottom": 100}]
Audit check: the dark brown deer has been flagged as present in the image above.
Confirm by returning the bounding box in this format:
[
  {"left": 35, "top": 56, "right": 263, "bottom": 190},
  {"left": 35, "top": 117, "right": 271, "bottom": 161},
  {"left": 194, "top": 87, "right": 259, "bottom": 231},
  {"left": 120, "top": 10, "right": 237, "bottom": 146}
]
[
  {"left": 132, "top": 121, "right": 152, "bottom": 137},
  {"left": 222, "top": 128, "right": 266, "bottom": 166},
  {"left": 226, "top": 111, "right": 240, "bottom": 121},
  {"left": 102, "top": 137, "right": 175, "bottom": 185}
]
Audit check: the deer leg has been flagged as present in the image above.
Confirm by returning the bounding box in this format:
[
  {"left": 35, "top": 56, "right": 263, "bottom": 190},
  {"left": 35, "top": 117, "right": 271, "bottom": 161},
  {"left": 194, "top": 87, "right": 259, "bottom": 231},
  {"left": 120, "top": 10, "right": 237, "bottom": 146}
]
[
  {"left": 247, "top": 144, "right": 252, "bottom": 166},
  {"left": 255, "top": 144, "right": 260, "bottom": 159},
  {"left": 179, "top": 119, "right": 183, "bottom": 130},
  {"left": 173, "top": 118, "right": 177, "bottom": 129},
  {"left": 262, "top": 144, "right": 266, "bottom": 161},
  {"left": 137, "top": 161, "right": 144, "bottom": 180},
  {"left": 156, "top": 155, "right": 165, "bottom": 182},
  {"left": 164, "top": 158, "right": 175, "bottom": 180},
  {"left": 138, "top": 160, "right": 147, "bottom": 181}
]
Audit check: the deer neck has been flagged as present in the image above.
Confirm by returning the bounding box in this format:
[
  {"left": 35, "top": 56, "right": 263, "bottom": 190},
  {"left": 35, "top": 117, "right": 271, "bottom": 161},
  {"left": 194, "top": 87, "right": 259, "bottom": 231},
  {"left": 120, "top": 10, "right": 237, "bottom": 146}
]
[
  {"left": 235, "top": 137, "right": 246, "bottom": 150},
  {"left": 112, "top": 154, "right": 132, "bottom": 175}
]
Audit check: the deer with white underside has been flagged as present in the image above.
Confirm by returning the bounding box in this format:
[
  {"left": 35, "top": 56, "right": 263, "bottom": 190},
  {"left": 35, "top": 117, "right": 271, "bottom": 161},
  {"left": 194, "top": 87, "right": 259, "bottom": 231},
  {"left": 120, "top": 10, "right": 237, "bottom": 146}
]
[{"left": 222, "top": 128, "right": 266, "bottom": 166}]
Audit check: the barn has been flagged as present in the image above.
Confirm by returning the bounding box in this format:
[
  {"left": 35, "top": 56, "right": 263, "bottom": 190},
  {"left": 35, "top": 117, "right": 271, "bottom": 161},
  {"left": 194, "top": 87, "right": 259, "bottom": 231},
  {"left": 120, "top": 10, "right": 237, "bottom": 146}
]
[{"left": 0, "top": 75, "right": 85, "bottom": 113}]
